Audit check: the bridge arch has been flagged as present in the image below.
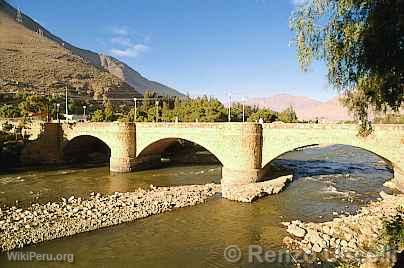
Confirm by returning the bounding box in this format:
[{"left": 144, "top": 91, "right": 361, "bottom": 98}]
[
  {"left": 135, "top": 123, "right": 263, "bottom": 185},
  {"left": 261, "top": 124, "right": 403, "bottom": 189},
  {"left": 261, "top": 143, "right": 394, "bottom": 175},
  {"left": 61, "top": 122, "right": 136, "bottom": 172},
  {"left": 134, "top": 137, "right": 222, "bottom": 169},
  {"left": 137, "top": 137, "right": 225, "bottom": 164},
  {"left": 63, "top": 135, "right": 111, "bottom": 164}
]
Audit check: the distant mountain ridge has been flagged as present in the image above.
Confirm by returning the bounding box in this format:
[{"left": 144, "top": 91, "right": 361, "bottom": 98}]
[
  {"left": 246, "top": 94, "right": 353, "bottom": 122},
  {"left": 0, "top": 0, "right": 183, "bottom": 97}
]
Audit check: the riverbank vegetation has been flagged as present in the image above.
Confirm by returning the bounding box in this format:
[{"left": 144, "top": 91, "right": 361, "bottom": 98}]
[
  {"left": 383, "top": 207, "right": 404, "bottom": 253},
  {"left": 0, "top": 120, "right": 29, "bottom": 169}
]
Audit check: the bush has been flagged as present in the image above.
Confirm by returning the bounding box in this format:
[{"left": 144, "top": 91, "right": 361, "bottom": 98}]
[{"left": 383, "top": 207, "right": 404, "bottom": 251}]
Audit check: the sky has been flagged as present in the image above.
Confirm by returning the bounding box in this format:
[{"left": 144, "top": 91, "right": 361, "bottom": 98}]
[{"left": 9, "top": 0, "right": 336, "bottom": 101}]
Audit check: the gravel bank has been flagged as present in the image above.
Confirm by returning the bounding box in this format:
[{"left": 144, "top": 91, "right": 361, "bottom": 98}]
[
  {"left": 0, "top": 183, "right": 220, "bottom": 252},
  {"left": 283, "top": 189, "right": 404, "bottom": 266},
  {"left": 222, "top": 175, "right": 293, "bottom": 202}
]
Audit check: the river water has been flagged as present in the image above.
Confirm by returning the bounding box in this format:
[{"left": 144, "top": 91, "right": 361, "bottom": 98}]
[{"left": 0, "top": 145, "right": 393, "bottom": 267}]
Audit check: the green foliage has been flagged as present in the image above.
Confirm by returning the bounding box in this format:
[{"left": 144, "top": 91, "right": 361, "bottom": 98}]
[
  {"left": 18, "top": 95, "right": 49, "bottom": 116},
  {"left": 0, "top": 104, "right": 21, "bottom": 118},
  {"left": 68, "top": 99, "right": 87, "bottom": 115},
  {"left": 91, "top": 109, "right": 105, "bottom": 122},
  {"left": 2, "top": 121, "right": 13, "bottom": 132},
  {"left": 290, "top": 0, "right": 404, "bottom": 134},
  {"left": 278, "top": 106, "right": 298, "bottom": 123},
  {"left": 374, "top": 113, "right": 404, "bottom": 124},
  {"left": 383, "top": 207, "right": 404, "bottom": 251},
  {"left": 121, "top": 95, "right": 299, "bottom": 123},
  {"left": 247, "top": 108, "right": 278, "bottom": 123},
  {"left": 103, "top": 101, "right": 116, "bottom": 122},
  {"left": 0, "top": 130, "right": 14, "bottom": 144}
]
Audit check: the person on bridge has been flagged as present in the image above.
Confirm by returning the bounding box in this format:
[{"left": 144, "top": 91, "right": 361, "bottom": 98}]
[{"left": 258, "top": 117, "right": 264, "bottom": 125}]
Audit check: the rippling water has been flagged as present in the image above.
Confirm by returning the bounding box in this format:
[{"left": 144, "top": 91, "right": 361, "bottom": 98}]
[{"left": 0, "top": 145, "right": 393, "bottom": 267}]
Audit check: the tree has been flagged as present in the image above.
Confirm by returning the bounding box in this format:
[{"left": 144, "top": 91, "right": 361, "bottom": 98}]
[
  {"left": 0, "top": 105, "right": 21, "bottom": 118},
  {"left": 103, "top": 101, "right": 116, "bottom": 122},
  {"left": 1, "top": 121, "right": 13, "bottom": 132},
  {"left": 18, "top": 95, "right": 48, "bottom": 117},
  {"left": 68, "top": 99, "right": 87, "bottom": 115},
  {"left": 247, "top": 109, "right": 278, "bottom": 123},
  {"left": 91, "top": 109, "right": 105, "bottom": 122},
  {"left": 290, "top": 0, "right": 404, "bottom": 134},
  {"left": 278, "top": 106, "right": 298, "bottom": 123}
]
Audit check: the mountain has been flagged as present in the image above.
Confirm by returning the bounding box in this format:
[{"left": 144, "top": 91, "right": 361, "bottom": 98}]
[
  {"left": 246, "top": 94, "right": 322, "bottom": 113},
  {"left": 98, "top": 54, "right": 183, "bottom": 96},
  {"left": 0, "top": 0, "right": 183, "bottom": 98},
  {"left": 246, "top": 94, "right": 353, "bottom": 122}
]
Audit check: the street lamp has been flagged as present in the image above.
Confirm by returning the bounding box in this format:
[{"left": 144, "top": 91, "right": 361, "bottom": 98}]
[
  {"left": 83, "top": 105, "right": 87, "bottom": 121},
  {"left": 228, "top": 92, "right": 232, "bottom": 122},
  {"left": 65, "top": 87, "right": 68, "bottom": 116},
  {"left": 56, "top": 103, "right": 60, "bottom": 123},
  {"left": 242, "top": 97, "right": 246, "bottom": 123},
  {"left": 155, "top": 100, "right": 159, "bottom": 122},
  {"left": 134, "top": 97, "right": 138, "bottom": 122}
]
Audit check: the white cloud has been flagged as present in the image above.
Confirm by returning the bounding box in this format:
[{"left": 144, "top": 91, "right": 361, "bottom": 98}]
[
  {"left": 291, "top": 0, "right": 309, "bottom": 6},
  {"left": 111, "top": 36, "right": 132, "bottom": 46},
  {"left": 110, "top": 44, "right": 149, "bottom": 58},
  {"left": 106, "top": 26, "right": 150, "bottom": 58},
  {"left": 109, "top": 26, "right": 129, "bottom": 36}
]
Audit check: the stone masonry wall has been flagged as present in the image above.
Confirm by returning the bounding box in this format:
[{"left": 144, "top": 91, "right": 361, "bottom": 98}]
[
  {"left": 135, "top": 123, "right": 263, "bottom": 185},
  {"left": 262, "top": 123, "right": 404, "bottom": 191}
]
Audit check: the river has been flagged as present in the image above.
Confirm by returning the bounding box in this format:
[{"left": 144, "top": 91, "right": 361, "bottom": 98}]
[{"left": 0, "top": 145, "right": 393, "bottom": 267}]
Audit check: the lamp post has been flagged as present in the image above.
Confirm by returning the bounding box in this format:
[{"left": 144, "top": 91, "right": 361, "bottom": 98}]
[
  {"left": 242, "top": 97, "right": 245, "bottom": 123},
  {"left": 228, "top": 92, "right": 232, "bottom": 122},
  {"left": 155, "top": 100, "right": 159, "bottom": 122},
  {"left": 65, "top": 87, "right": 68, "bottom": 116},
  {"left": 56, "top": 103, "right": 60, "bottom": 123},
  {"left": 83, "top": 105, "right": 87, "bottom": 121},
  {"left": 134, "top": 97, "right": 138, "bottom": 122}
]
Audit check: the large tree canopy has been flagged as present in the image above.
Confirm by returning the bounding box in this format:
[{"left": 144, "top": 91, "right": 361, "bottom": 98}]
[{"left": 290, "top": 0, "right": 404, "bottom": 133}]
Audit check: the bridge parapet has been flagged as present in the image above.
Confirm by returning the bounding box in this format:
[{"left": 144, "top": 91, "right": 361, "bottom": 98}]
[{"left": 264, "top": 123, "right": 404, "bottom": 130}]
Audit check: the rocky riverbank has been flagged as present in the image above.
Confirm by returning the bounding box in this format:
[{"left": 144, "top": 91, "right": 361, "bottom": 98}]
[
  {"left": 222, "top": 175, "right": 293, "bottom": 202},
  {"left": 283, "top": 189, "right": 404, "bottom": 267},
  {"left": 0, "top": 183, "right": 220, "bottom": 252}
]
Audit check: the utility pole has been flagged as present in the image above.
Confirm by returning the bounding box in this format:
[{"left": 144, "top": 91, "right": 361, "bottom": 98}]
[
  {"left": 133, "top": 98, "right": 137, "bottom": 122},
  {"left": 228, "top": 92, "right": 232, "bottom": 122},
  {"left": 155, "top": 100, "right": 159, "bottom": 122},
  {"left": 56, "top": 103, "right": 60, "bottom": 123},
  {"left": 242, "top": 97, "right": 245, "bottom": 122},
  {"left": 16, "top": 8, "right": 22, "bottom": 23},
  {"left": 65, "top": 87, "right": 68, "bottom": 116}
]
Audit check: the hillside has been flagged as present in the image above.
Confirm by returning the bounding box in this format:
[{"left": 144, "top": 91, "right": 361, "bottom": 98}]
[
  {"left": 0, "top": 1, "right": 143, "bottom": 100},
  {"left": 0, "top": 0, "right": 182, "bottom": 98},
  {"left": 246, "top": 94, "right": 353, "bottom": 122},
  {"left": 98, "top": 54, "right": 183, "bottom": 96}
]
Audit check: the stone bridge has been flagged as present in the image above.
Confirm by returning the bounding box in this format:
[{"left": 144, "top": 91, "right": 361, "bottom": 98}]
[{"left": 23, "top": 122, "right": 404, "bottom": 191}]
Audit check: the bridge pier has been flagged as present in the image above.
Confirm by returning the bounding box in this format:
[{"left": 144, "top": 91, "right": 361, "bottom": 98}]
[
  {"left": 108, "top": 123, "right": 136, "bottom": 172},
  {"left": 221, "top": 167, "right": 262, "bottom": 185},
  {"left": 219, "top": 124, "right": 263, "bottom": 198},
  {"left": 109, "top": 156, "right": 136, "bottom": 172}
]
